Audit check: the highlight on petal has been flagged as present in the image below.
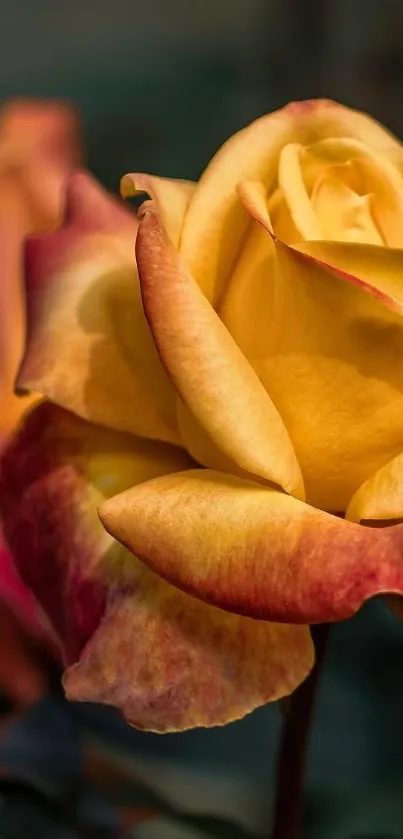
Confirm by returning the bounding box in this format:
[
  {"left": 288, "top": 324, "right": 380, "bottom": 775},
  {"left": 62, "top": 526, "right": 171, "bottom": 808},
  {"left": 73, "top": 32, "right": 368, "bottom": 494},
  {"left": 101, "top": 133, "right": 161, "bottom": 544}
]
[
  {"left": 120, "top": 173, "right": 195, "bottom": 247},
  {"left": 19, "top": 171, "right": 181, "bottom": 444},
  {"left": 277, "top": 143, "right": 322, "bottom": 240},
  {"left": 99, "top": 469, "right": 403, "bottom": 625},
  {"left": 346, "top": 452, "right": 403, "bottom": 523},
  {"left": 0, "top": 403, "right": 312, "bottom": 731},
  {"left": 222, "top": 182, "right": 403, "bottom": 511},
  {"left": 136, "top": 203, "right": 304, "bottom": 499},
  {"left": 180, "top": 99, "right": 400, "bottom": 304}
]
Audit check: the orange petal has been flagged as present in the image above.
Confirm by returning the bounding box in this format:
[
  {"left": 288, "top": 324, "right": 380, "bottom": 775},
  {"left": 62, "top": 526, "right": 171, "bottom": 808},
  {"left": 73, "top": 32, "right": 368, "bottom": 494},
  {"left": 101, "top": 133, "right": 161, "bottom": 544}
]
[
  {"left": 0, "top": 98, "right": 81, "bottom": 230},
  {"left": 19, "top": 172, "right": 182, "bottom": 444},
  {"left": 136, "top": 203, "right": 304, "bottom": 499},
  {"left": 0, "top": 99, "right": 81, "bottom": 434},
  {"left": 99, "top": 468, "right": 403, "bottom": 624},
  {"left": 180, "top": 99, "right": 400, "bottom": 304},
  {"left": 0, "top": 404, "right": 312, "bottom": 731},
  {"left": 221, "top": 180, "right": 403, "bottom": 511}
]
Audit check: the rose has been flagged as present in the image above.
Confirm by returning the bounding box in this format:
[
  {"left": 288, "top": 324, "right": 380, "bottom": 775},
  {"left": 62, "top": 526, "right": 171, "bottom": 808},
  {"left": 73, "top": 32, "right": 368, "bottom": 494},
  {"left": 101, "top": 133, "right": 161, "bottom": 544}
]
[
  {"left": 2, "top": 99, "right": 403, "bottom": 733},
  {"left": 0, "top": 99, "right": 81, "bottom": 703}
]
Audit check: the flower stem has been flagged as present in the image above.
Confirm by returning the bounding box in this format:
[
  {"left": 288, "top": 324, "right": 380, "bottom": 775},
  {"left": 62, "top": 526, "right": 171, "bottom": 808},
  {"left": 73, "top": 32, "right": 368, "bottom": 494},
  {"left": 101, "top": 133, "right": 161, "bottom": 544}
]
[{"left": 271, "top": 624, "right": 329, "bottom": 839}]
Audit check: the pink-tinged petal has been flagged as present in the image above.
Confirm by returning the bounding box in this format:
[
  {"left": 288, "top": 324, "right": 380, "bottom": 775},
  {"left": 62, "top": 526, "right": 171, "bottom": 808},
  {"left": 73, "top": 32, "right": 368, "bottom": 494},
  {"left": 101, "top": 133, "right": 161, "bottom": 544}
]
[
  {"left": 0, "top": 402, "right": 192, "bottom": 664},
  {"left": 0, "top": 528, "right": 56, "bottom": 652},
  {"left": 99, "top": 469, "right": 403, "bottom": 624},
  {"left": 220, "top": 180, "right": 403, "bottom": 511},
  {"left": 19, "top": 172, "right": 182, "bottom": 444},
  {"left": 0, "top": 407, "right": 106, "bottom": 664},
  {"left": 136, "top": 204, "right": 304, "bottom": 499},
  {"left": 64, "top": 562, "right": 313, "bottom": 733},
  {"left": 180, "top": 99, "right": 400, "bottom": 304},
  {"left": 0, "top": 600, "right": 51, "bottom": 706},
  {"left": 120, "top": 173, "right": 195, "bottom": 247},
  {"left": 0, "top": 404, "right": 312, "bottom": 731}
]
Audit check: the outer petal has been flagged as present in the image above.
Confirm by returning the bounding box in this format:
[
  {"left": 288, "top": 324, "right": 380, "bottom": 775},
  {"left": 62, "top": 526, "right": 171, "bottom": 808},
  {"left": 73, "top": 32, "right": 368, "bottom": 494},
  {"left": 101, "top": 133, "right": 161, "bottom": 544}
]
[
  {"left": 0, "top": 404, "right": 312, "bottom": 731},
  {"left": 180, "top": 99, "right": 400, "bottom": 304},
  {"left": 0, "top": 99, "right": 81, "bottom": 434},
  {"left": 0, "top": 99, "right": 81, "bottom": 230},
  {"left": 64, "top": 564, "right": 313, "bottom": 733},
  {"left": 0, "top": 403, "right": 193, "bottom": 663},
  {"left": 221, "top": 180, "right": 403, "bottom": 511},
  {"left": 19, "top": 172, "right": 188, "bottom": 444},
  {"left": 99, "top": 469, "right": 403, "bottom": 624},
  {"left": 136, "top": 203, "right": 304, "bottom": 499},
  {"left": 0, "top": 527, "right": 55, "bottom": 652}
]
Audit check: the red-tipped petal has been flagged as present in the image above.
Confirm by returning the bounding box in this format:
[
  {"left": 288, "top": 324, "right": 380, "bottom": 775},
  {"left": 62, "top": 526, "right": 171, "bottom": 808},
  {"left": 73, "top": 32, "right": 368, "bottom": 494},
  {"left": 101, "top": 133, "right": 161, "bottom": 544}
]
[
  {"left": 100, "top": 469, "right": 403, "bottom": 624},
  {"left": 0, "top": 404, "right": 313, "bottom": 731}
]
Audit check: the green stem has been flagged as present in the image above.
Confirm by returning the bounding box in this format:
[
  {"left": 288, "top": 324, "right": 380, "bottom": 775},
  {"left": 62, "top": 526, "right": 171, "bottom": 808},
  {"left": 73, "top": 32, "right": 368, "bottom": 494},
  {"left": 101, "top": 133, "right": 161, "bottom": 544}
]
[{"left": 271, "top": 624, "right": 329, "bottom": 839}]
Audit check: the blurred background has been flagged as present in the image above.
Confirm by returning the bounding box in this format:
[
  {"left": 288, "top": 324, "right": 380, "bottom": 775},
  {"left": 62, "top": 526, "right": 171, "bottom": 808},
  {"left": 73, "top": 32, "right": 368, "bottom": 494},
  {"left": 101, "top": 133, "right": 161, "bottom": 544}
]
[{"left": 1, "top": 0, "right": 403, "bottom": 836}]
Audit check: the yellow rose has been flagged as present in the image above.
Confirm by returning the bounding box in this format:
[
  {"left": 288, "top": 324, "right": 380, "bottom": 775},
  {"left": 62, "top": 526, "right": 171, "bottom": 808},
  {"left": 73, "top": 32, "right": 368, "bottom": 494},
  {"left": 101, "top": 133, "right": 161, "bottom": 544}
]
[{"left": 3, "top": 99, "right": 403, "bottom": 733}]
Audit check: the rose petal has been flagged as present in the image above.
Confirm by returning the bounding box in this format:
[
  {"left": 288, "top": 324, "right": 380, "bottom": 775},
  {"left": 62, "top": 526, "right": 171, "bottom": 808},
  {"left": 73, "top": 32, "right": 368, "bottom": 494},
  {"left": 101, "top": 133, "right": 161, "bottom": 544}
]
[
  {"left": 99, "top": 468, "right": 403, "bottom": 624},
  {"left": 0, "top": 99, "right": 81, "bottom": 230},
  {"left": 180, "top": 99, "right": 400, "bottom": 304},
  {"left": 300, "top": 137, "right": 403, "bottom": 247},
  {"left": 293, "top": 240, "right": 403, "bottom": 304},
  {"left": 220, "top": 180, "right": 403, "bottom": 511},
  {"left": 120, "top": 172, "right": 195, "bottom": 247},
  {"left": 0, "top": 402, "right": 193, "bottom": 663},
  {"left": 136, "top": 203, "right": 304, "bottom": 499},
  {"left": 346, "top": 452, "right": 403, "bottom": 523},
  {"left": 0, "top": 99, "right": 81, "bottom": 434},
  {"left": 19, "top": 172, "right": 188, "bottom": 444},
  {"left": 311, "top": 178, "right": 384, "bottom": 245},
  {"left": 64, "top": 560, "right": 313, "bottom": 733},
  {"left": 277, "top": 143, "right": 322, "bottom": 240},
  {"left": 0, "top": 403, "right": 312, "bottom": 731},
  {"left": 0, "top": 600, "right": 51, "bottom": 705},
  {"left": 0, "top": 528, "right": 55, "bottom": 651}
]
